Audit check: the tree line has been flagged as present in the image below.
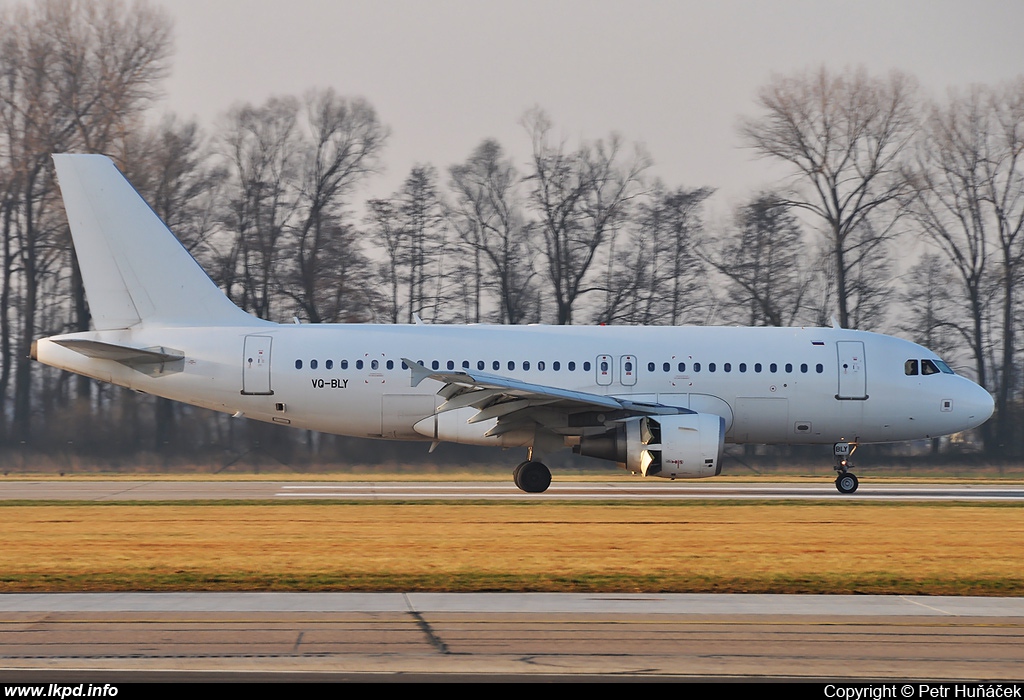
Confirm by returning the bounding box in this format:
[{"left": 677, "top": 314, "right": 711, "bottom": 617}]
[{"left": 2, "top": 0, "right": 1023, "bottom": 462}]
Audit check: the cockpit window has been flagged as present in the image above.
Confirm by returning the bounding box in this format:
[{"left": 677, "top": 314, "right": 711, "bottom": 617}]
[
  {"left": 905, "top": 359, "right": 918, "bottom": 376},
  {"left": 934, "top": 360, "right": 955, "bottom": 375},
  {"left": 921, "top": 359, "right": 940, "bottom": 375}
]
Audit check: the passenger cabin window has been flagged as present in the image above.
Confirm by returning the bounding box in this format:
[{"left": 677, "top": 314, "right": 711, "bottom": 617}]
[
  {"left": 905, "top": 359, "right": 919, "bottom": 376},
  {"left": 326, "top": 360, "right": 333, "bottom": 370},
  {"left": 310, "top": 359, "right": 318, "bottom": 370}
]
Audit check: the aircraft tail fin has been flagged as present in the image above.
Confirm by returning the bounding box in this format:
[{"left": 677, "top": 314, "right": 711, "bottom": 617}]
[{"left": 52, "top": 154, "right": 255, "bottom": 329}]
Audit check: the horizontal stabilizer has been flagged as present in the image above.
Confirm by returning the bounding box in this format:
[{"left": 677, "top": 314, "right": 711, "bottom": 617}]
[{"left": 52, "top": 339, "right": 184, "bottom": 365}]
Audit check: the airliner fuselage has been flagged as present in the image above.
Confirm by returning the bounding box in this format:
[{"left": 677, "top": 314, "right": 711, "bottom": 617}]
[
  {"left": 35, "top": 322, "right": 992, "bottom": 449},
  {"left": 34, "top": 154, "right": 996, "bottom": 494}
]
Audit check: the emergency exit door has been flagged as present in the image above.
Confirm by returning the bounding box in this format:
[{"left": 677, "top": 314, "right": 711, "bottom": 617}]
[
  {"left": 836, "top": 341, "right": 867, "bottom": 400},
  {"left": 242, "top": 335, "right": 274, "bottom": 395}
]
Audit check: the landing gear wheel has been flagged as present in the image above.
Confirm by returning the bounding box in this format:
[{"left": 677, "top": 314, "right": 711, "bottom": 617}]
[
  {"left": 516, "top": 461, "right": 551, "bottom": 493},
  {"left": 512, "top": 460, "right": 530, "bottom": 490},
  {"left": 835, "top": 472, "right": 859, "bottom": 494}
]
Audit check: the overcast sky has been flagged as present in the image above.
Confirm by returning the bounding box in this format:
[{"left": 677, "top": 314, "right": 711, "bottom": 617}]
[{"left": 155, "top": 0, "right": 1024, "bottom": 211}]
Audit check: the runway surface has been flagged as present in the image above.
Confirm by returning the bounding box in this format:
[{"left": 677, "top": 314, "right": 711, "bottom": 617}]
[
  {"left": 1, "top": 593, "right": 1022, "bottom": 681},
  {"left": 3, "top": 479, "right": 1024, "bottom": 501},
  {"left": 3, "top": 480, "right": 1022, "bottom": 681}
]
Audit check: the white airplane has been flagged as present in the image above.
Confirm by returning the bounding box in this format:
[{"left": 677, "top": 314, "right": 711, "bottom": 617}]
[{"left": 32, "top": 154, "right": 994, "bottom": 494}]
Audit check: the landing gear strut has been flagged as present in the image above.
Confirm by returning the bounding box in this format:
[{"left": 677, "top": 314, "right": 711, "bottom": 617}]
[
  {"left": 833, "top": 442, "right": 859, "bottom": 494},
  {"left": 513, "top": 460, "right": 551, "bottom": 493}
]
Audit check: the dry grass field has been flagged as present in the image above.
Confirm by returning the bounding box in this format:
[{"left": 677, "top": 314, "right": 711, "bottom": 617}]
[{"left": 0, "top": 501, "right": 1021, "bottom": 594}]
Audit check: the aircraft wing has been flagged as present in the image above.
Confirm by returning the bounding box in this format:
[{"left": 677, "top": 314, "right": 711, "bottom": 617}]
[{"left": 403, "top": 358, "right": 687, "bottom": 438}]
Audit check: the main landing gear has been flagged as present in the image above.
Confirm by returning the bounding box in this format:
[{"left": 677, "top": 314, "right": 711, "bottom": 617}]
[
  {"left": 513, "top": 460, "right": 551, "bottom": 493},
  {"left": 833, "top": 441, "right": 859, "bottom": 494}
]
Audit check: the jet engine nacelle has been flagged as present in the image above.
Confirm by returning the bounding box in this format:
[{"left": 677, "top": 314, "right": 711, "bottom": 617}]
[{"left": 574, "top": 413, "right": 725, "bottom": 479}]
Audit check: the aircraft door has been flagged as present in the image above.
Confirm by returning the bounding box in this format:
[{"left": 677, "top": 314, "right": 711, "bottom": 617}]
[
  {"left": 619, "top": 355, "right": 637, "bottom": 386},
  {"left": 836, "top": 341, "right": 867, "bottom": 400},
  {"left": 596, "top": 354, "right": 613, "bottom": 386},
  {"left": 242, "top": 335, "right": 274, "bottom": 395}
]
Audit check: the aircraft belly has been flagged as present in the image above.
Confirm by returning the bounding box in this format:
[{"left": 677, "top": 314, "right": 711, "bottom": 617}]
[
  {"left": 733, "top": 397, "right": 790, "bottom": 444},
  {"left": 382, "top": 394, "right": 437, "bottom": 439}
]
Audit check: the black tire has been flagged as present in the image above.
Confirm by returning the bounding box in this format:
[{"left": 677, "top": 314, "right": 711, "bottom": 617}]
[
  {"left": 835, "top": 472, "right": 859, "bottom": 494},
  {"left": 518, "top": 461, "right": 552, "bottom": 493},
  {"left": 512, "top": 460, "right": 530, "bottom": 490}
]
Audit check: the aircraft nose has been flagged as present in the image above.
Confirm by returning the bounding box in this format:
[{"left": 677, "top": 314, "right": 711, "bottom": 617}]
[{"left": 961, "top": 380, "right": 994, "bottom": 429}]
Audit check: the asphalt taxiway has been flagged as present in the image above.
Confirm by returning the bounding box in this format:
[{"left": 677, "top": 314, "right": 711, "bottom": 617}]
[{"left": 0, "top": 593, "right": 1022, "bottom": 681}]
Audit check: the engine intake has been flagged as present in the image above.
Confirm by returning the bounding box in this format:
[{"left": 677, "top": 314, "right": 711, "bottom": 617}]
[{"left": 574, "top": 413, "right": 725, "bottom": 479}]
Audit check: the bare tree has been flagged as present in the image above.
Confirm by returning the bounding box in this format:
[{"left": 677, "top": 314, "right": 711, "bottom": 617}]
[
  {"left": 908, "top": 82, "right": 1024, "bottom": 452},
  {"left": 522, "top": 108, "right": 650, "bottom": 324},
  {"left": 447, "top": 139, "right": 537, "bottom": 324},
  {"left": 366, "top": 198, "right": 404, "bottom": 323},
  {"left": 0, "top": 0, "right": 172, "bottom": 439},
  {"left": 899, "top": 253, "right": 967, "bottom": 364},
  {"left": 368, "top": 165, "right": 448, "bottom": 324},
  {"left": 739, "top": 66, "right": 919, "bottom": 329},
  {"left": 119, "top": 114, "right": 224, "bottom": 258},
  {"left": 646, "top": 184, "right": 713, "bottom": 325},
  {"left": 219, "top": 96, "right": 301, "bottom": 320},
  {"left": 703, "top": 192, "right": 808, "bottom": 327},
  {"left": 599, "top": 183, "right": 712, "bottom": 325},
  {"left": 283, "top": 89, "right": 388, "bottom": 323}
]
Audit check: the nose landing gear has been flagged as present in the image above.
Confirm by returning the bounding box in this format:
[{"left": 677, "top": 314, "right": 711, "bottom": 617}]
[{"left": 833, "top": 442, "right": 859, "bottom": 494}]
